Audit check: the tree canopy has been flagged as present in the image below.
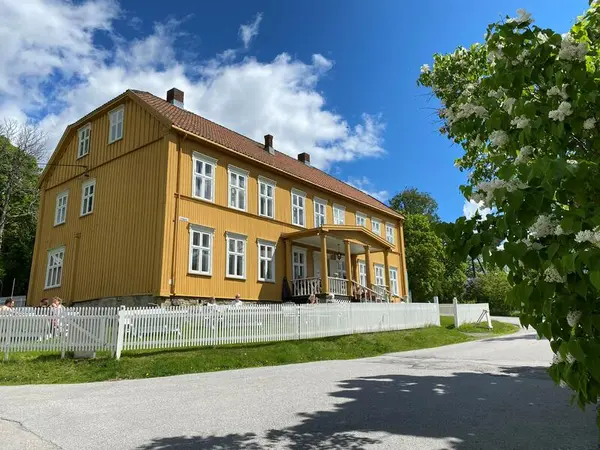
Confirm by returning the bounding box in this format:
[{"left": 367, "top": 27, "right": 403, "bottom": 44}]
[
  {"left": 389, "top": 188, "right": 440, "bottom": 222},
  {"left": 419, "top": 5, "right": 600, "bottom": 415}
]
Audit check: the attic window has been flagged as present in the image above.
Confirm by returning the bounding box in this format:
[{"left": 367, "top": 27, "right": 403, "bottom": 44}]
[
  {"left": 77, "top": 124, "right": 91, "bottom": 158},
  {"left": 108, "top": 106, "right": 124, "bottom": 144}
]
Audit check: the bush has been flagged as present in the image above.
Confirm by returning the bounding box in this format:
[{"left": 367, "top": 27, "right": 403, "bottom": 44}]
[{"left": 464, "top": 270, "right": 511, "bottom": 316}]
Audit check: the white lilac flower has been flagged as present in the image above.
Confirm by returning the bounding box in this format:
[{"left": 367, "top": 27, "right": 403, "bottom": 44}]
[
  {"left": 502, "top": 98, "right": 517, "bottom": 114},
  {"left": 584, "top": 118, "right": 596, "bottom": 130},
  {"left": 575, "top": 229, "right": 600, "bottom": 247},
  {"left": 566, "top": 159, "right": 578, "bottom": 166},
  {"left": 511, "top": 115, "right": 530, "bottom": 129},
  {"left": 567, "top": 310, "right": 582, "bottom": 327},
  {"left": 516, "top": 50, "right": 529, "bottom": 63},
  {"left": 529, "top": 215, "right": 559, "bottom": 239},
  {"left": 549, "top": 101, "right": 573, "bottom": 122},
  {"left": 552, "top": 353, "right": 563, "bottom": 364},
  {"left": 454, "top": 103, "right": 488, "bottom": 121},
  {"left": 544, "top": 265, "right": 566, "bottom": 283},
  {"left": 488, "top": 90, "right": 499, "bottom": 98},
  {"left": 555, "top": 225, "right": 565, "bottom": 236},
  {"left": 489, "top": 130, "right": 509, "bottom": 147},
  {"left": 566, "top": 353, "right": 576, "bottom": 364},
  {"left": 558, "top": 34, "right": 588, "bottom": 61},
  {"left": 508, "top": 8, "right": 534, "bottom": 24},
  {"left": 515, "top": 146, "right": 534, "bottom": 164},
  {"left": 475, "top": 178, "right": 526, "bottom": 206},
  {"left": 537, "top": 31, "right": 549, "bottom": 43},
  {"left": 548, "top": 84, "right": 568, "bottom": 100},
  {"left": 420, "top": 64, "right": 431, "bottom": 74}
]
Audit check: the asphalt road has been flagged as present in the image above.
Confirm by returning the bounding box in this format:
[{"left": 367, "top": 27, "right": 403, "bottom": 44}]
[{"left": 0, "top": 318, "right": 597, "bottom": 450}]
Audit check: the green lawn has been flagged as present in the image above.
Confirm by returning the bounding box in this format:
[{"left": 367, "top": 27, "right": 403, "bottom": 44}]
[
  {"left": 0, "top": 320, "right": 518, "bottom": 386},
  {"left": 440, "top": 315, "right": 520, "bottom": 335}
]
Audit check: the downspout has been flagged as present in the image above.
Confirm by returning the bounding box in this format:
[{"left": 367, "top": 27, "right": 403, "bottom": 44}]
[{"left": 170, "top": 131, "right": 187, "bottom": 296}]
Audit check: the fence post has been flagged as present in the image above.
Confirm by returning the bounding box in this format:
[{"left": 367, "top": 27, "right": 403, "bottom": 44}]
[
  {"left": 3, "top": 316, "right": 13, "bottom": 362},
  {"left": 453, "top": 297, "right": 459, "bottom": 328},
  {"left": 60, "top": 310, "right": 68, "bottom": 359},
  {"left": 296, "top": 305, "right": 301, "bottom": 340},
  {"left": 486, "top": 309, "right": 493, "bottom": 329},
  {"left": 115, "top": 307, "right": 126, "bottom": 360}
]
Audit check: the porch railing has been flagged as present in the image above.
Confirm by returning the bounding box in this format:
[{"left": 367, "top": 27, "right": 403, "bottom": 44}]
[
  {"left": 328, "top": 277, "right": 348, "bottom": 296},
  {"left": 292, "top": 277, "right": 321, "bottom": 296},
  {"left": 351, "top": 280, "right": 378, "bottom": 302},
  {"left": 372, "top": 284, "right": 392, "bottom": 302}
]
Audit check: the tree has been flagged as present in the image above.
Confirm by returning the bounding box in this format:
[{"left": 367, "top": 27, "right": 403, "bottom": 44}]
[
  {"left": 464, "top": 269, "right": 512, "bottom": 315},
  {"left": 0, "top": 120, "right": 44, "bottom": 295},
  {"left": 403, "top": 214, "right": 445, "bottom": 301},
  {"left": 418, "top": 5, "right": 600, "bottom": 417},
  {"left": 389, "top": 187, "right": 440, "bottom": 222}
]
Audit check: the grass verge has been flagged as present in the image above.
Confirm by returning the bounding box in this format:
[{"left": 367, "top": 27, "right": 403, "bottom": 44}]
[
  {"left": 440, "top": 316, "right": 520, "bottom": 335},
  {"left": 0, "top": 320, "right": 518, "bottom": 386}
]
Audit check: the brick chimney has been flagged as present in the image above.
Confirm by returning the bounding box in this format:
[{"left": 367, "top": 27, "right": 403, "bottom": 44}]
[
  {"left": 264, "top": 134, "right": 274, "bottom": 155},
  {"left": 298, "top": 152, "right": 311, "bottom": 165},
  {"left": 166, "top": 88, "right": 184, "bottom": 108}
]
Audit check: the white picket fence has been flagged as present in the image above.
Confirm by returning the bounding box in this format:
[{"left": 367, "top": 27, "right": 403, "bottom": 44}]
[
  {"left": 437, "top": 299, "right": 492, "bottom": 329},
  {"left": 1, "top": 303, "right": 441, "bottom": 360}
]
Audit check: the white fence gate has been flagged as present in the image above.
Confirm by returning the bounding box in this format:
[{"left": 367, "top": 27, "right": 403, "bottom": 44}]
[
  {"left": 436, "top": 298, "right": 492, "bottom": 329},
  {"left": 1, "top": 303, "right": 441, "bottom": 360}
]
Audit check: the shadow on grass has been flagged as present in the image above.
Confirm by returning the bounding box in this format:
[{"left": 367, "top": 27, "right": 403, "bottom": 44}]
[{"left": 136, "top": 366, "right": 596, "bottom": 450}]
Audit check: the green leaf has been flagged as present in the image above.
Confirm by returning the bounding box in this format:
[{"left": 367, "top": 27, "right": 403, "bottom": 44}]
[
  {"left": 568, "top": 339, "right": 586, "bottom": 362},
  {"left": 590, "top": 271, "right": 600, "bottom": 291},
  {"left": 547, "top": 243, "right": 560, "bottom": 260}
]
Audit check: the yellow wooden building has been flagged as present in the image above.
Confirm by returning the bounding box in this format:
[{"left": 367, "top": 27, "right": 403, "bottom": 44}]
[{"left": 28, "top": 88, "right": 408, "bottom": 305}]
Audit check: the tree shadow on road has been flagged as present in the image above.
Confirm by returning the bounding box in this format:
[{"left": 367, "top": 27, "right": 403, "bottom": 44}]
[{"left": 137, "top": 366, "right": 596, "bottom": 450}]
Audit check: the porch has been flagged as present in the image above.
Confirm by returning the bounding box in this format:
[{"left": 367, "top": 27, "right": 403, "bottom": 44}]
[{"left": 282, "top": 225, "right": 395, "bottom": 302}]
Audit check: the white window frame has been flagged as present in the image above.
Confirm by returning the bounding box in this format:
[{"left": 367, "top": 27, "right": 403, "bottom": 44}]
[
  {"left": 54, "top": 191, "right": 68, "bottom": 226},
  {"left": 371, "top": 218, "right": 382, "bottom": 235},
  {"left": 77, "top": 124, "right": 91, "bottom": 158},
  {"left": 257, "top": 239, "right": 276, "bottom": 282},
  {"left": 45, "top": 246, "right": 65, "bottom": 289},
  {"left": 228, "top": 165, "right": 249, "bottom": 212},
  {"left": 188, "top": 225, "right": 214, "bottom": 276},
  {"left": 226, "top": 232, "right": 247, "bottom": 279},
  {"left": 389, "top": 267, "right": 399, "bottom": 296},
  {"left": 291, "top": 189, "right": 306, "bottom": 227},
  {"left": 358, "top": 260, "right": 367, "bottom": 286},
  {"left": 258, "top": 176, "right": 276, "bottom": 219},
  {"left": 386, "top": 222, "right": 395, "bottom": 244},
  {"left": 333, "top": 204, "right": 345, "bottom": 225},
  {"left": 192, "top": 152, "right": 217, "bottom": 203},
  {"left": 80, "top": 179, "right": 96, "bottom": 216},
  {"left": 355, "top": 212, "right": 367, "bottom": 228},
  {"left": 313, "top": 197, "right": 327, "bottom": 227},
  {"left": 108, "top": 106, "right": 124, "bottom": 144},
  {"left": 292, "top": 246, "right": 307, "bottom": 280},
  {"left": 374, "top": 264, "right": 385, "bottom": 287}
]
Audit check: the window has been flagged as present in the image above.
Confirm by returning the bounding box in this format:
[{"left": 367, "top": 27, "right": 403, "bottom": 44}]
[
  {"left": 292, "top": 247, "right": 307, "bottom": 279},
  {"left": 333, "top": 204, "right": 345, "bottom": 225},
  {"left": 189, "top": 225, "right": 214, "bottom": 275},
  {"left": 258, "top": 176, "right": 276, "bottom": 218},
  {"left": 389, "top": 267, "right": 399, "bottom": 296},
  {"left": 314, "top": 197, "right": 327, "bottom": 227},
  {"left": 356, "top": 212, "right": 367, "bottom": 228},
  {"left": 108, "top": 106, "right": 124, "bottom": 143},
  {"left": 193, "top": 152, "right": 217, "bottom": 202},
  {"left": 45, "top": 247, "right": 65, "bottom": 289},
  {"left": 228, "top": 166, "right": 248, "bottom": 211},
  {"left": 291, "top": 189, "right": 306, "bottom": 227},
  {"left": 77, "top": 125, "right": 91, "bottom": 158},
  {"left": 374, "top": 264, "right": 385, "bottom": 286},
  {"left": 386, "top": 223, "right": 395, "bottom": 244},
  {"left": 258, "top": 239, "right": 276, "bottom": 282},
  {"left": 372, "top": 218, "right": 381, "bottom": 235},
  {"left": 358, "top": 260, "right": 367, "bottom": 286},
  {"left": 80, "top": 179, "right": 96, "bottom": 216},
  {"left": 54, "top": 191, "right": 68, "bottom": 226},
  {"left": 226, "top": 232, "right": 247, "bottom": 279}
]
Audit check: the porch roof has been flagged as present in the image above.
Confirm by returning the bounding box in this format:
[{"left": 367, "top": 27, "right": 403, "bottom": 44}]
[{"left": 282, "top": 225, "right": 393, "bottom": 254}]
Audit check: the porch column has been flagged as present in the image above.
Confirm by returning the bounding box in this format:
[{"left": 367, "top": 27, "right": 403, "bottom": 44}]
[
  {"left": 285, "top": 239, "right": 293, "bottom": 282},
  {"left": 364, "top": 245, "right": 373, "bottom": 288},
  {"left": 320, "top": 232, "right": 329, "bottom": 294},
  {"left": 344, "top": 239, "right": 352, "bottom": 296},
  {"left": 383, "top": 249, "right": 391, "bottom": 293}
]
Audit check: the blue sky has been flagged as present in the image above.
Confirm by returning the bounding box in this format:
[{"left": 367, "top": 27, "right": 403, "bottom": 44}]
[{"left": 0, "top": 0, "right": 589, "bottom": 221}]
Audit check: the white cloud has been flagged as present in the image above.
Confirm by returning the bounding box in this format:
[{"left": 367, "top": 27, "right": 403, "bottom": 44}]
[
  {"left": 239, "top": 13, "right": 263, "bottom": 49},
  {"left": 0, "top": 1, "right": 385, "bottom": 171},
  {"left": 346, "top": 176, "right": 389, "bottom": 203},
  {"left": 463, "top": 199, "right": 491, "bottom": 219}
]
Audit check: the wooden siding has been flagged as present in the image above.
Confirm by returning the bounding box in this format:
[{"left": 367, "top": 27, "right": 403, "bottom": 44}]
[
  {"left": 160, "top": 134, "right": 408, "bottom": 300},
  {"left": 44, "top": 98, "right": 167, "bottom": 189},
  {"left": 28, "top": 112, "right": 169, "bottom": 304}
]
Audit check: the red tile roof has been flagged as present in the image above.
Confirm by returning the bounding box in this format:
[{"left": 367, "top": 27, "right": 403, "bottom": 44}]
[{"left": 130, "top": 90, "right": 401, "bottom": 219}]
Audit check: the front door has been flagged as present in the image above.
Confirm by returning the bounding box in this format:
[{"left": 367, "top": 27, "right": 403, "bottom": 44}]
[{"left": 292, "top": 247, "right": 307, "bottom": 279}]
